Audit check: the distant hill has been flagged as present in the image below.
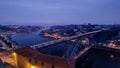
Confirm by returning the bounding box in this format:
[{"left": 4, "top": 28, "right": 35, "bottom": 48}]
[{"left": 0, "top": 25, "right": 14, "bottom": 31}]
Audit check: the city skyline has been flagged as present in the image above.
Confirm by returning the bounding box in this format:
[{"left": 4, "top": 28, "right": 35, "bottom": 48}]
[{"left": 0, "top": 0, "right": 120, "bottom": 25}]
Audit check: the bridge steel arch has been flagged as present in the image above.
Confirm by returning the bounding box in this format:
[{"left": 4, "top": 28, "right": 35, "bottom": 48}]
[{"left": 63, "top": 35, "right": 97, "bottom": 59}]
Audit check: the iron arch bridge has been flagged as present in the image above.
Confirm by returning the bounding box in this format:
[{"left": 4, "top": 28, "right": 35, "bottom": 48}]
[{"left": 30, "top": 29, "right": 109, "bottom": 59}]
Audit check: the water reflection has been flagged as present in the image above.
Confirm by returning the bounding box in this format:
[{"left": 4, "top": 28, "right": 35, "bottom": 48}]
[{"left": 10, "top": 32, "right": 51, "bottom": 47}]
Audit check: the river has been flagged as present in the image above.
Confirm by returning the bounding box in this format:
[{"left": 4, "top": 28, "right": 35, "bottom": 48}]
[{"left": 10, "top": 32, "right": 51, "bottom": 47}]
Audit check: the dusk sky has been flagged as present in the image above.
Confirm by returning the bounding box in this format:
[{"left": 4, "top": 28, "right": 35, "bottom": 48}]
[{"left": 0, "top": 0, "right": 120, "bottom": 25}]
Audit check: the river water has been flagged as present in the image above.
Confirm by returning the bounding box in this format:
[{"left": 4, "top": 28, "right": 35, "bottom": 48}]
[{"left": 10, "top": 32, "right": 51, "bottom": 47}]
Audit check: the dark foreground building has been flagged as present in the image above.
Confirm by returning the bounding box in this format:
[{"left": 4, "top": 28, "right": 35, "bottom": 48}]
[
  {"left": 76, "top": 46, "right": 120, "bottom": 68},
  {"left": 0, "top": 59, "right": 6, "bottom": 68}
]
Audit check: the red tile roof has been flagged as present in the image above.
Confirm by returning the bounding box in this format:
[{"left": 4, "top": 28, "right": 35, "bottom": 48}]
[{"left": 15, "top": 47, "right": 75, "bottom": 68}]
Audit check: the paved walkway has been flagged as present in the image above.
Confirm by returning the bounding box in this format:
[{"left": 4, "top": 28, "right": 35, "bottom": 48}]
[{"left": 0, "top": 51, "right": 18, "bottom": 68}]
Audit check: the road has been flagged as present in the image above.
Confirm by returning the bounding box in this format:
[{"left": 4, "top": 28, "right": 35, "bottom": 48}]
[{"left": 0, "top": 40, "right": 10, "bottom": 50}]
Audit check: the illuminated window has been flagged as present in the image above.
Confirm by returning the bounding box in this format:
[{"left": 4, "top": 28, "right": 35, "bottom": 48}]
[
  {"left": 41, "top": 62, "right": 44, "bottom": 66},
  {"left": 52, "top": 65, "right": 54, "bottom": 68}
]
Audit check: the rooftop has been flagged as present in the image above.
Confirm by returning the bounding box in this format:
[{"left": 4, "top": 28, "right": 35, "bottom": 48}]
[{"left": 15, "top": 47, "right": 75, "bottom": 68}]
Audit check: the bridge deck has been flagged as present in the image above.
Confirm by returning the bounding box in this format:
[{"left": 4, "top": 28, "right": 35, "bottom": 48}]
[{"left": 31, "top": 30, "right": 103, "bottom": 49}]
